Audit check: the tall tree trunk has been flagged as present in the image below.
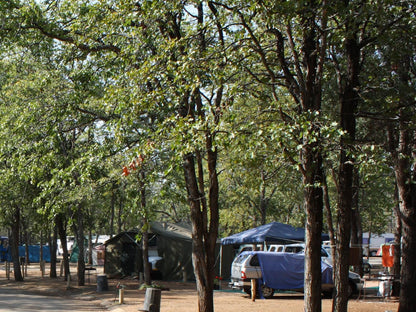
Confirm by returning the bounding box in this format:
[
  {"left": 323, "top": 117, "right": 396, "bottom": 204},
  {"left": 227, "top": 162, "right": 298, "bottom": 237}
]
[
  {"left": 183, "top": 146, "right": 219, "bottom": 312},
  {"left": 10, "top": 206, "right": 23, "bottom": 281},
  {"left": 74, "top": 203, "right": 85, "bottom": 286},
  {"left": 49, "top": 225, "right": 58, "bottom": 278},
  {"left": 56, "top": 214, "right": 70, "bottom": 281},
  {"left": 302, "top": 145, "right": 324, "bottom": 312},
  {"left": 391, "top": 54, "right": 416, "bottom": 312},
  {"left": 333, "top": 16, "right": 359, "bottom": 312},
  {"left": 300, "top": 6, "right": 325, "bottom": 310},
  {"left": 395, "top": 126, "right": 416, "bottom": 312}
]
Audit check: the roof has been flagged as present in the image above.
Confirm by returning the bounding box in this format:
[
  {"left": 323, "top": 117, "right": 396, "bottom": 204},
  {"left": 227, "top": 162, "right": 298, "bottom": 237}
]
[
  {"left": 221, "top": 222, "right": 328, "bottom": 245},
  {"left": 104, "top": 231, "right": 139, "bottom": 246},
  {"left": 150, "top": 222, "right": 192, "bottom": 241}
]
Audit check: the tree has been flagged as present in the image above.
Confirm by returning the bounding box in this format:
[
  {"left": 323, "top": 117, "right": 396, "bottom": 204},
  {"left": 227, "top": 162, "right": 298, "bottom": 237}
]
[
  {"left": 346, "top": 3, "right": 416, "bottom": 309},
  {"left": 13, "top": 2, "right": 232, "bottom": 309},
  {"left": 384, "top": 36, "right": 416, "bottom": 312},
  {"left": 224, "top": 2, "right": 329, "bottom": 310}
]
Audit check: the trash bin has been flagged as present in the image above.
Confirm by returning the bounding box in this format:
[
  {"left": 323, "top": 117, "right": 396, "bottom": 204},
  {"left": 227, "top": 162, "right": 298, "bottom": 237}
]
[
  {"left": 378, "top": 274, "right": 393, "bottom": 297},
  {"left": 97, "top": 274, "right": 108, "bottom": 292}
]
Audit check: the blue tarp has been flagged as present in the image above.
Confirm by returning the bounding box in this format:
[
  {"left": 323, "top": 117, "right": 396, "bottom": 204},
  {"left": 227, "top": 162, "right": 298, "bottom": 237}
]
[
  {"left": 221, "top": 222, "right": 329, "bottom": 245},
  {"left": 6, "top": 246, "right": 51, "bottom": 263},
  {"left": 255, "top": 251, "right": 333, "bottom": 290}
]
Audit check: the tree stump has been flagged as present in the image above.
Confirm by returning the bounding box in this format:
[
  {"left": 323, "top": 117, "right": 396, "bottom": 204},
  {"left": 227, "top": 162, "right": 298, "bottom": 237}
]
[{"left": 140, "top": 288, "right": 161, "bottom": 312}]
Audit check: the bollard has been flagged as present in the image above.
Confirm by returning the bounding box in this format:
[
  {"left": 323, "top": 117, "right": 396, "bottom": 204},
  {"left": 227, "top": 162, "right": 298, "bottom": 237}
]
[
  {"left": 251, "top": 279, "right": 257, "bottom": 302},
  {"left": 97, "top": 274, "right": 109, "bottom": 292},
  {"left": 119, "top": 287, "right": 125, "bottom": 304},
  {"left": 139, "top": 288, "right": 161, "bottom": 312}
]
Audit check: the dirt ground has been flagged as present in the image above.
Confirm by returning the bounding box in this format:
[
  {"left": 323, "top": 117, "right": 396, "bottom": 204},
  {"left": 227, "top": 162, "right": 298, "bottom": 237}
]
[{"left": 0, "top": 264, "right": 399, "bottom": 312}]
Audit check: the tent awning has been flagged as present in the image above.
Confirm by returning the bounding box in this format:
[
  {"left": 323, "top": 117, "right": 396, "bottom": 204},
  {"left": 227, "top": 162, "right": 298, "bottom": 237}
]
[{"left": 221, "top": 222, "right": 329, "bottom": 245}]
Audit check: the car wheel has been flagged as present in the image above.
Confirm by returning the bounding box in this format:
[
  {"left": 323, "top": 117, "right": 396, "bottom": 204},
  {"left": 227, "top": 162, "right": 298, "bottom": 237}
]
[
  {"left": 363, "top": 263, "right": 371, "bottom": 274},
  {"left": 259, "top": 285, "right": 274, "bottom": 299},
  {"left": 243, "top": 287, "right": 251, "bottom": 295}
]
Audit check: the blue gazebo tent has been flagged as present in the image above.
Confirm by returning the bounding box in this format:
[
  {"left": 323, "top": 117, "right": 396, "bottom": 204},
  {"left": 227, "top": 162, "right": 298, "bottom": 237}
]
[{"left": 221, "top": 222, "right": 329, "bottom": 246}]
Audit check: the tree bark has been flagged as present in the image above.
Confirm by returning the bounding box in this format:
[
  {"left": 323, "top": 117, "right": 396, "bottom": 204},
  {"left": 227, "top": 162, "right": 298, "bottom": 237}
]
[
  {"left": 302, "top": 144, "right": 324, "bottom": 312},
  {"left": 183, "top": 149, "right": 218, "bottom": 312},
  {"left": 49, "top": 225, "right": 58, "bottom": 278},
  {"left": 10, "top": 206, "right": 23, "bottom": 281},
  {"left": 390, "top": 54, "right": 416, "bottom": 312},
  {"left": 333, "top": 12, "right": 360, "bottom": 311},
  {"left": 74, "top": 203, "right": 85, "bottom": 286},
  {"left": 56, "top": 213, "right": 70, "bottom": 281},
  {"left": 300, "top": 5, "right": 325, "bottom": 310},
  {"left": 395, "top": 123, "right": 416, "bottom": 312}
]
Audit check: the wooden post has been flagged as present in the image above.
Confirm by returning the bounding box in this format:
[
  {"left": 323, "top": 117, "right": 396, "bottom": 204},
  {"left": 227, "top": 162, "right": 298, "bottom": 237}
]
[
  {"left": 251, "top": 279, "right": 257, "bottom": 302},
  {"left": 119, "top": 288, "right": 125, "bottom": 304}
]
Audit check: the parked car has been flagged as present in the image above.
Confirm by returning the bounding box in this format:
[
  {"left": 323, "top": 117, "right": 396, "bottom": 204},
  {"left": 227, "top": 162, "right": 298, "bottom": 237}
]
[{"left": 229, "top": 251, "right": 363, "bottom": 299}]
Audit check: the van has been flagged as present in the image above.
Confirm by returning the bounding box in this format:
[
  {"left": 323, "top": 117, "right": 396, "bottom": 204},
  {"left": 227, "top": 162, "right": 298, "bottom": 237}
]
[
  {"left": 229, "top": 251, "right": 363, "bottom": 299},
  {"left": 268, "top": 243, "right": 333, "bottom": 265}
]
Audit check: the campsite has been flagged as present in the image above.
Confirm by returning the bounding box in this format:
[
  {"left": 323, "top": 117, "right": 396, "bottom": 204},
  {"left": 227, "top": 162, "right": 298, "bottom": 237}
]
[
  {"left": 0, "top": 261, "right": 399, "bottom": 312},
  {"left": 0, "top": 221, "right": 400, "bottom": 311}
]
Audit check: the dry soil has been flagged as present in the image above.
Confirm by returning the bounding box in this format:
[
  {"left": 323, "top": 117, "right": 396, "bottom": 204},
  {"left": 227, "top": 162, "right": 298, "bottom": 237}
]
[{"left": 0, "top": 263, "right": 399, "bottom": 312}]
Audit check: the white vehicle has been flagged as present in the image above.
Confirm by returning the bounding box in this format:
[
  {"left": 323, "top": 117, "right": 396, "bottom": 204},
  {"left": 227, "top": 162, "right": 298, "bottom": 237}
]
[
  {"left": 229, "top": 251, "right": 363, "bottom": 299},
  {"left": 271, "top": 243, "right": 372, "bottom": 274},
  {"left": 268, "top": 243, "right": 333, "bottom": 265}
]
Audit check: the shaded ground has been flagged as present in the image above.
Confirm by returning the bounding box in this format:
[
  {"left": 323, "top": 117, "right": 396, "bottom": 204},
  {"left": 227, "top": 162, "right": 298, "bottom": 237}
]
[{"left": 0, "top": 263, "right": 399, "bottom": 312}]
